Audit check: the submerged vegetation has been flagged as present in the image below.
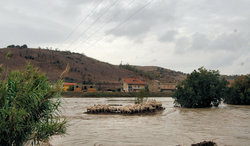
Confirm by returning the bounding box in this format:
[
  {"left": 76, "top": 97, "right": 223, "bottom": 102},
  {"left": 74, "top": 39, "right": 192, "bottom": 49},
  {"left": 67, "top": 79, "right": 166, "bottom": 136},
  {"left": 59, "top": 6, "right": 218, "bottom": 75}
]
[
  {"left": 0, "top": 64, "right": 66, "bottom": 145},
  {"left": 173, "top": 67, "right": 228, "bottom": 108},
  {"left": 135, "top": 89, "right": 148, "bottom": 104},
  {"left": 224, "top": 75, "right": 250, "bottom": 105}
]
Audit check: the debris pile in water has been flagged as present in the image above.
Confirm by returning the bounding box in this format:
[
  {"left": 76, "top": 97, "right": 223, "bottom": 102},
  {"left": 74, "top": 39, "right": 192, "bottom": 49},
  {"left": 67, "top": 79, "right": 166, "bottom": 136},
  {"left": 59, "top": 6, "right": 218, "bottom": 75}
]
[
  {"left": 191, "top": 141, "right": 217, "bottom": 146},
  {"left": 86, "top": 100, "right": 164, "bottom": 114}
]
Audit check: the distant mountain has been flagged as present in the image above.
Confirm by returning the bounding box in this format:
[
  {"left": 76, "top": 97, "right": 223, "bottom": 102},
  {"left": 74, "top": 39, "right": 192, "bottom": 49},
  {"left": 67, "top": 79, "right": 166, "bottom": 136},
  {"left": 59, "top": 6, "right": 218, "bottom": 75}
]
[{"left": 0, "top": 47, "right": 186, "bottom": 84}]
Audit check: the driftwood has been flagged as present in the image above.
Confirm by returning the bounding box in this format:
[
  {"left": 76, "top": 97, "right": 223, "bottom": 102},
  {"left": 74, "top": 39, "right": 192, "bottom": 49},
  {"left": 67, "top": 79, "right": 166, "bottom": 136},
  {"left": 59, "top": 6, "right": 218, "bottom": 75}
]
[
  {"left": 191, "top": 141, "right": 217, "bottom": 146},
  {"left": 86, "top": 100, "right": 164, "bottom": 114}
]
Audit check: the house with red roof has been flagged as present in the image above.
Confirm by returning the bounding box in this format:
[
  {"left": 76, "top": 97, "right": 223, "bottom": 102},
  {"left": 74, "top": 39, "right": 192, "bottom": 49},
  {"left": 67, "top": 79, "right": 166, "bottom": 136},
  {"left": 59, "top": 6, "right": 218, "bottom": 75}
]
[{"left": 123, "top": 78, "right": 146, "bottom": 92}]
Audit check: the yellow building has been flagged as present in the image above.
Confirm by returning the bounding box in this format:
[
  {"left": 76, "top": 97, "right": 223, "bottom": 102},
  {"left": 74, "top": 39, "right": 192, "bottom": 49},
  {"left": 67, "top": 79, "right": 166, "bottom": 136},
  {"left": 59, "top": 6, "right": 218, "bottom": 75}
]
[
  {"left": 123, "top": 78, "right": 146, "bottom": 92},
  {"left": 63, "top": 83, "right": 77, "bottom": 91},
  {"left": 160, "top": 83, "right": 176, "bottom": 92},
  {"left": 148, "top": 80, "right": 160, "bottom": 92}
]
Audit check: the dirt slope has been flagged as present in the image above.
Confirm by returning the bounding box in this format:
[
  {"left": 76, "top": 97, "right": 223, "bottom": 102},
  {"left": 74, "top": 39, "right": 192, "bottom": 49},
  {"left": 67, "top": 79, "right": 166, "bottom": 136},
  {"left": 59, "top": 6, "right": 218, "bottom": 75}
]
[{"left": 0, "top": 47, "right": 186, "bottom": 83}]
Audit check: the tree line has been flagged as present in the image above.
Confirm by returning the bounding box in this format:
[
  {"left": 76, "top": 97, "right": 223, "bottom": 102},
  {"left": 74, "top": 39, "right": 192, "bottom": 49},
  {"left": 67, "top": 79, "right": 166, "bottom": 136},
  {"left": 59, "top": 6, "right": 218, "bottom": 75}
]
[
  {"left": 173, "top": 67, "right": 250, "bottom": 108},
  {"left": 7, "top": 44, "right": 28, "bottom": 49}
]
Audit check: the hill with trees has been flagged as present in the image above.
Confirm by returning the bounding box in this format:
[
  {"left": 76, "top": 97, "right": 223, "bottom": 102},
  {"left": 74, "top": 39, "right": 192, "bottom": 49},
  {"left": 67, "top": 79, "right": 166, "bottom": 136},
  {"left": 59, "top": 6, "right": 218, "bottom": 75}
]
[{"left": 0, "top": 46, "right": 186, "bottom": 84}]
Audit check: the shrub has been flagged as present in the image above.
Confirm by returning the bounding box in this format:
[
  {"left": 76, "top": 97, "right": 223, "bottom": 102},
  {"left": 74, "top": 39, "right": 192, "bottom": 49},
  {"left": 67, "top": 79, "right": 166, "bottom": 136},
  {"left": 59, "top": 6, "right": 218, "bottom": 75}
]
[
  {"left": 173, "top": 67, "right": 228, "bottom": 108},
  {"left": 21, "top": 44, "right": 28, "bottom": 48},
  {"left": 0, "top": 64, "right": 66, "bottom": 145},
  {"left": 6, "top": 52, "right": 13, "bottom": 60},
  {"left": 135, "top": 89, "right": 148, "bottom": 104},
  {"left": 7, "top": 45, "right": 15, "bottom": 48},
  {"left": 224, "top": 75, "right": 250, "bottom": 105},
  {"left": 0, "top": 64, "right": 3, "bottom": 73}
]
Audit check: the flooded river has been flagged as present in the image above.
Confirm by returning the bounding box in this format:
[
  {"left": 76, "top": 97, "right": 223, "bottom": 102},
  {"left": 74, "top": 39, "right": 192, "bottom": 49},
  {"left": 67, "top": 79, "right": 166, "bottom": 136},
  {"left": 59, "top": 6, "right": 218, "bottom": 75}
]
[{"left": 50, "top": 97, "right": 250, "bottom": 146}]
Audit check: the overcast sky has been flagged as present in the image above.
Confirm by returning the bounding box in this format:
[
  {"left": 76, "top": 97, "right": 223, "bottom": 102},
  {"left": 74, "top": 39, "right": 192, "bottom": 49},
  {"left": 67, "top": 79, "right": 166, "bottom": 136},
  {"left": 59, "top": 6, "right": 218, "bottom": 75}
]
[{"left": 0, "top": 0, "right": 249, "bottom": 75}]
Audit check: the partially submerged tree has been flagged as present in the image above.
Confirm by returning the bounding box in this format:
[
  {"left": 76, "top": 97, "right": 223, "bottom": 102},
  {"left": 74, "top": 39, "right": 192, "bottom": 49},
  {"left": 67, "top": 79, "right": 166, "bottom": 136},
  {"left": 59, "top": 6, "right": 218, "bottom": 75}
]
[
  {"left": 0, "top": 63, "right": 67, "bottom": 145},
  {"left": 224, "top": 75, "right": 250, "bottom": 105},
  {"left": 135, "top": 89, "right": 148, "bottom": 104},
  {"left": 173, "top": 67, "right": 228, "bottom": 108}
]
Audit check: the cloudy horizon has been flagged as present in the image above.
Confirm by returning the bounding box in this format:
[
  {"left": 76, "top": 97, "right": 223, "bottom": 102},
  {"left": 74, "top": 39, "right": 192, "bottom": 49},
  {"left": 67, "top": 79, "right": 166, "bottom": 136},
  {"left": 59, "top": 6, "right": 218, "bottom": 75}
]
[{"left": 0, "top": 0, "right": 249, "bottom": 75}]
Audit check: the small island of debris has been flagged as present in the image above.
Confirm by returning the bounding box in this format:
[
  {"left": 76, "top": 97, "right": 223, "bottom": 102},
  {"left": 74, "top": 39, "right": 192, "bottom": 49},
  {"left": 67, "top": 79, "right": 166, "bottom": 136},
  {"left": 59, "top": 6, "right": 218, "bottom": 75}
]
[{"left": 86, "top": 99, "right": 165, "bottom": 114}]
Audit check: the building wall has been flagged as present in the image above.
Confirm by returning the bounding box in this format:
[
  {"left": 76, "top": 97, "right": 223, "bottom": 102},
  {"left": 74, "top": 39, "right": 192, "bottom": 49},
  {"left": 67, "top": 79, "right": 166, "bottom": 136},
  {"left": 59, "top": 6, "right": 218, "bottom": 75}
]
[
  {"left": 123, "top": 82, "right": 129, "bottom": 92},
  {"left": 63, "top": 85, "right": 70, "bottom": 91},
  {"left": 160, "top": 83, "right": 176, "bottom": 91},
  {"left": 87, "top": 88, "right": 97, "bottom": 92},
  {"left": 96, "top": 82, "right": 123, "bottom": 91},
  {"left": 148, "top": 80, "right": 160, "bottom": 92},
  {"left": 123, "top": 83, "right": 145, "bottom": 92},
  {"left": 74, "top": 88, "right": 82, "bottom": 92}
]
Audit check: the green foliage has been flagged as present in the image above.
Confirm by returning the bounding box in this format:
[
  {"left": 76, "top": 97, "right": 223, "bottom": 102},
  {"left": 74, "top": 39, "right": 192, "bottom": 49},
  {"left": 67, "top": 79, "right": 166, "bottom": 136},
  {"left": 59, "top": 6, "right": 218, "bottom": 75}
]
[
  {"left": 173, "top": 67, "right": 228, "bottom": 108},
  {"left": 6, "top": 52, "right": 13, "bottom": 60},
  {"left": 119, "top": 63, "right": 159, "bottom": 80},
  {"left": 0, "top": 64, "right": 3, "bottom": 74},
  {"left": 0, "top": 64, "right": 66, "bottom": 145},
  {"left": 7, "top": 44, "right": 15, "bottom": 48},
  {"left": 135, "top": 89, "right": 148, "bottom": 104},
  {"left": 224, "top": 75, "right": 250, "bottom": 105},
  {"left": 7, "top": 44, "right": 28, "bottom": 49}
]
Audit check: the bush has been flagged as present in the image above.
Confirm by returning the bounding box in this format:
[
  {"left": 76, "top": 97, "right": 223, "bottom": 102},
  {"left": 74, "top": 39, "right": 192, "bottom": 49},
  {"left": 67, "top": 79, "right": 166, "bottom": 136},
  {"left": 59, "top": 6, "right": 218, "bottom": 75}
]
[
  {"left": 6, "top": 44, "right": 28, "bottom": 49},
  {"left": 0, "top": 64, "right": 66, "bottom": 145},
  {"left": 173, "top": 67, "right": 228, "bottom": 108},
  {"left": 0, "top": 65, "right": 3, "bottom": 73},
  {"left": 7, "top": 45, "right": 15, "bottom": 48},
  {"left": 224, "top": 75, "right": 250, "bottom": 105},
  {"left": 6, "top": 52, "right": 13, "bottom": 60},
  {"left": 21, "top": 44, "right": 28, "bottom": 48},
  {"left": 135, "top": 89, "right": 148, "bottom": 104}
]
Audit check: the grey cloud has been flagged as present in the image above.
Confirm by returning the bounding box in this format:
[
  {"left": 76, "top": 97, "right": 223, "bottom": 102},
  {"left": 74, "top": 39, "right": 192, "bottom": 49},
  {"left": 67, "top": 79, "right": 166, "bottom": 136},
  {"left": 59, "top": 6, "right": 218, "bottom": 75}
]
[
  {"left": 176, "top": 31, "right": 250, "bottom": 54},
  {"left": 174, "top": 37, "right": 191, "bottom": 54},
  {"left": 210, "top": 32, "right": 250, "bottom": 52},
  {"left": 0, "top": 0, "right": 250, "bottom": 74},
  {"left": 158, "top": 30, "right": 178, "bottom": 42},
  {"left": 103, "top": 1, "right": 176, "bottom": 38},
  {"left": 174, "top": 31, "right": 250, "bottom": 71},
  {"left": 190, "top": 33, "right": 210, "bottom": 50},
  {"left": 209, "top": 52, "right": 239, "bottom": 68}
]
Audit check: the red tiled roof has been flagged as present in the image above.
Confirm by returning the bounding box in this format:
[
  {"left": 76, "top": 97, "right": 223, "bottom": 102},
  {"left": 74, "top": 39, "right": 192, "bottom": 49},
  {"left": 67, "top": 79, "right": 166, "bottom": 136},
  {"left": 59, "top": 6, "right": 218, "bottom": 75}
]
[
  {"left": 123, "top": 78, "right": 146, "bottom": 85},
  {"left": 63, "top": 83, "right": 77, "bottom": 86}
]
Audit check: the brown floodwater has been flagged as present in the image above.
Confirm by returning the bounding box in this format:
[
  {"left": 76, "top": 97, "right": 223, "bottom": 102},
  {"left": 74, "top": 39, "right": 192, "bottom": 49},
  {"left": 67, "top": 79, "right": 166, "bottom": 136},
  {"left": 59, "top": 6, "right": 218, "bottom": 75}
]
[{"left": 50, "top": 97, "right": 250, "bottom": 146}]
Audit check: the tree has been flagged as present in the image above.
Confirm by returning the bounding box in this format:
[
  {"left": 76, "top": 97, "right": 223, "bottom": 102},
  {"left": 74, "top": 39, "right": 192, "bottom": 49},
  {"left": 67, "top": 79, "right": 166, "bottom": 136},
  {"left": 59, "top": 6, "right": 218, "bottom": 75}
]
[
  {"left": 224, "top": 75, "right": 250, "bottom": 105},
  {"left": 0, "top": 64, "right": 67, "bottom": 145},
  {"left": 135, "top": 89, "right": 148, "bottom": 104},
  {"left": 21, "top": 44, "right": 28, "bottom": 49},
  {"left": 7, "top": 45, "right": 15, "bottom": 48},
  {"left": 173, "top": 67, "right": 228, "bottom": 108}
]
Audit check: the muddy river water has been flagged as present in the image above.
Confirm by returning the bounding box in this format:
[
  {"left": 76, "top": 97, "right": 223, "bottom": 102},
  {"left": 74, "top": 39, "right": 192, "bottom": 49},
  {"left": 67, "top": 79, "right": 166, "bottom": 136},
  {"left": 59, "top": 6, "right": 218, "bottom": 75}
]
[{"left": 50, "top": 97, "right": 250, "bottom": 146}]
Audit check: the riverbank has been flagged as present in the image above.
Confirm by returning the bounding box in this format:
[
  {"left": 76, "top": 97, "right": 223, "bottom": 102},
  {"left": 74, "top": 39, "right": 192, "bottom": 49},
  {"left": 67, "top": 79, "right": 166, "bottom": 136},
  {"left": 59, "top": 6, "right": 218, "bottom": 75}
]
[{"left": 61, "top": 91, "right": 173, "bottom": 98}]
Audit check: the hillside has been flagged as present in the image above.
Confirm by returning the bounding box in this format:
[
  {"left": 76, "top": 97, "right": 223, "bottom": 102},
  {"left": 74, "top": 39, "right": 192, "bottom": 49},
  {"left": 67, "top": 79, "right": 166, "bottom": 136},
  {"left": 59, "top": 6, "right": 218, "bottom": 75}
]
[
  {"left": 134, "top": 66, "right": 186, "bottom": 83},
  {"left": 0, "top": 47, "right": 186, "bottom": 84}
]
